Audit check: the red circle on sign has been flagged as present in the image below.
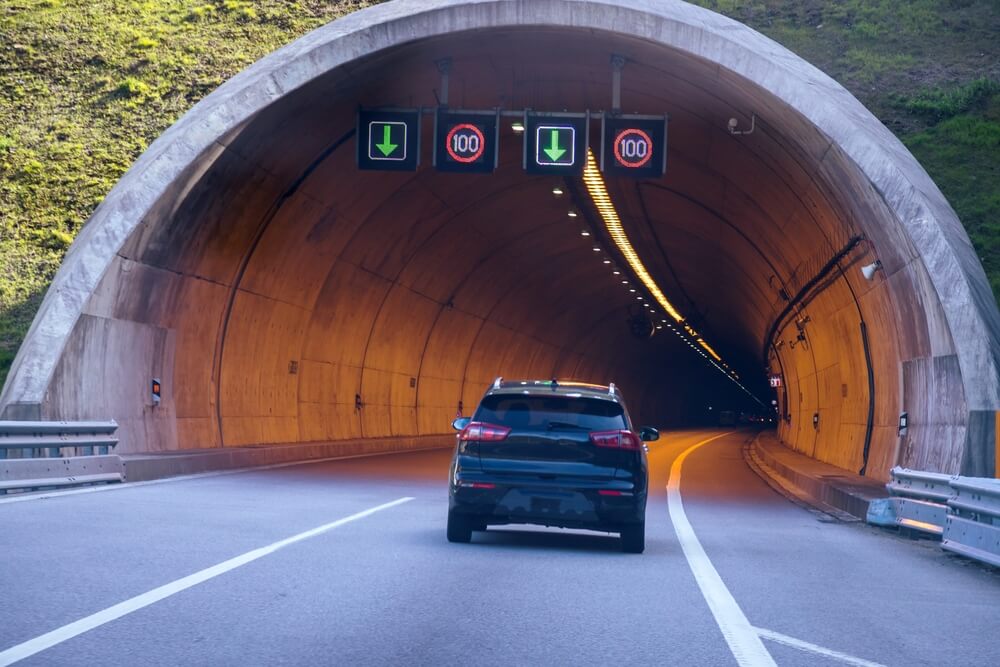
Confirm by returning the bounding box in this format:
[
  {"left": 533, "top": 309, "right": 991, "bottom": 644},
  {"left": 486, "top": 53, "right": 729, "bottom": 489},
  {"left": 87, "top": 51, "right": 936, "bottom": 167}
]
[
  {"left": 445, "top": 123, "right": 486, "bottom": 163},
  {"left": 613, "top": 128, "right": 653, "bottom": 168}
]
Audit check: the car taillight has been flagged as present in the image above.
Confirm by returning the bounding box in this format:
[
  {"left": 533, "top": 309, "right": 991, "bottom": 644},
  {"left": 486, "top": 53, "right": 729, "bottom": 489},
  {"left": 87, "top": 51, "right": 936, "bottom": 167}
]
[
  {"left": 458, "top": 481, "right": 496, "bottom": 489},
  {"left": 459, "top": 422, "right": 511, "bottom": 442},
  {"left": 590, "top": 429, "right": 642, "bottom": 451}
]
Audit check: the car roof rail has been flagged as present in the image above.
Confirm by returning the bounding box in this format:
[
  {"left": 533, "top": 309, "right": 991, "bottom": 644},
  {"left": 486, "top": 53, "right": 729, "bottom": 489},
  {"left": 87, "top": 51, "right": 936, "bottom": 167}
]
[
  {"left": 608, "top": 382, "right": 617, "bottom": 395},
  {"left": 492, "top": 376, "right": 503, "bottom": 389}
]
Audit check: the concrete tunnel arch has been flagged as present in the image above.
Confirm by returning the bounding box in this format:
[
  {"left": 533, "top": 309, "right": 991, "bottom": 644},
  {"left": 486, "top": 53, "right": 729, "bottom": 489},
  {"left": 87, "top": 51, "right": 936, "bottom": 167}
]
[{"left": 2, "top": 0, "right": 999, "bottom": 479}]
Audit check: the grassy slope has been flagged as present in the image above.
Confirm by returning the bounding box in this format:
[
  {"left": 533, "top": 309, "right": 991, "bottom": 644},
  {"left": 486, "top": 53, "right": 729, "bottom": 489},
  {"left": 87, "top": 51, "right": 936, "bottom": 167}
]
[
  {"left": 1, "top": 0, "right": 998, "bottom": 388},
  {"left": 692, "top": 0, "right": 1000, "bottom": 294}
]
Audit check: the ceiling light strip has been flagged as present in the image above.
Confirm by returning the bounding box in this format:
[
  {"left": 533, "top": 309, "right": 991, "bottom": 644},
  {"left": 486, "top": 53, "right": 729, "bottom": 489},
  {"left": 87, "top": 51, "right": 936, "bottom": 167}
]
[
  {"left": 582, "top": 151, "right": 683, "bottom": 323},
  {"left": 582, "top": 149, "right": 749, "bottom": 391}
]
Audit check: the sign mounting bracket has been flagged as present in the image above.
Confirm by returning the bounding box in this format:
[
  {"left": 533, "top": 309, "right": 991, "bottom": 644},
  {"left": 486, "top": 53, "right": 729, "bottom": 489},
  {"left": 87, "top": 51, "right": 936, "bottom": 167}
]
[
  {"left": 436, "top": 58, "right": 452, "bottom": 108},
  {"left": 610, "top": 54, "right": 626, "bottom": 114}
]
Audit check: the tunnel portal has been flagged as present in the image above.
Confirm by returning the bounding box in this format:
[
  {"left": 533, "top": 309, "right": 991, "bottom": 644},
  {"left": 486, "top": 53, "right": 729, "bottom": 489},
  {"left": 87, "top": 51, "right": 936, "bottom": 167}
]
[{"left": 3, "top": 0, "right": 999, "bottom": 480}]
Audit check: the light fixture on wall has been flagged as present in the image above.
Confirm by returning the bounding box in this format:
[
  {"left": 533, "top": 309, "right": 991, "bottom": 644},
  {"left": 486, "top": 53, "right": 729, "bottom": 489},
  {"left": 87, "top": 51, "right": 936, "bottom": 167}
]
[
  {"left": 861, "top": 260, "right": 882, "bottom": 281},
  {"left": 727, "top": 114, "right": 756, "bottom": 135}
]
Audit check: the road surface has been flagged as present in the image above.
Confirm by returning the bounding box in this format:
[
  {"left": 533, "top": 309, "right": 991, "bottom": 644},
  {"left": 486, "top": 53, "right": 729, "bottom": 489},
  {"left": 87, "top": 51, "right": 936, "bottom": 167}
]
[{"left": 2, "top": 429, "right": 998, "bottom": 666}]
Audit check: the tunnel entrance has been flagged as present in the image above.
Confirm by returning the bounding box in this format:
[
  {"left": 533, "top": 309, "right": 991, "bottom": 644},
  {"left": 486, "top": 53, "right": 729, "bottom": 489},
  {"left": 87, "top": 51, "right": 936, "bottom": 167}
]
[{"left": 3, "top": 1, "right": 998, "bottom": 480}]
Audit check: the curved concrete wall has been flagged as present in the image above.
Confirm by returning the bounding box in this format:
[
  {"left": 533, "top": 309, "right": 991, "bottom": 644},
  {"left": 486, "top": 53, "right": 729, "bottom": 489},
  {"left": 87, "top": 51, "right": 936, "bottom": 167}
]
[{"left": 3, "top": 0, "right": 999, "bottom": 479}]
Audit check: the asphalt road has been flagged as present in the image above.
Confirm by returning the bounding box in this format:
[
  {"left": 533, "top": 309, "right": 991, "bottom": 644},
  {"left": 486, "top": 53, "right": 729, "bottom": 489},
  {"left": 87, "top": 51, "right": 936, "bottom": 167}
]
[{"left": 1, "top": 429, "right": 998, "bottom": 666}]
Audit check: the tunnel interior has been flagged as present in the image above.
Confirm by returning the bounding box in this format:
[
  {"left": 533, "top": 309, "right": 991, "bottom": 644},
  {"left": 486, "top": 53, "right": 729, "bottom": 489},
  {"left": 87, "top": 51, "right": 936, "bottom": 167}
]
[{"left": 28, "top": 19, "right": 988, "bottom": 480}]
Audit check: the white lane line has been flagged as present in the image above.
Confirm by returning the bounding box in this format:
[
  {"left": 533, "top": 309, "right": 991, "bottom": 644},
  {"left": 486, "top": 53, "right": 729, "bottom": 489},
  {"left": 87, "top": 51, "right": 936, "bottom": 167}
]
[
  {"left": 667, "top": 432, "right": 778, "bottom": 667},
  {"left": 755, "top": 627, "right": 887, "bottom": 667},
  {"left": 0, "top": 446, "right": 448, "bottom": 505},
  {"left": 0, "top": 496, "right": 414, "bottom": 666}
]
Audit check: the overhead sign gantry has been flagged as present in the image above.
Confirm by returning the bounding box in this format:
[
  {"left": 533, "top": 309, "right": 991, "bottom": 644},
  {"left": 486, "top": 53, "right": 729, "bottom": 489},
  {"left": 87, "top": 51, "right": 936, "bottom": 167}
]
[
  {"left": 357, "top": 55, "right": 668, "bottom": 177},
  {"left": 357, "top": 107, "right": 667, "bottom": 176}
]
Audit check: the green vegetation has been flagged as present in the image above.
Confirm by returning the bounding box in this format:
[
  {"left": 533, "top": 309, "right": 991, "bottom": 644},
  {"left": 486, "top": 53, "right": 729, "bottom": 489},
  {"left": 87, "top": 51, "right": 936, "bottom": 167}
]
[
  {"left": 1, "top": 0, "right": 998, "bottom": 388},
  {"left": 692, "top": 0, "right": 1000, "bottom": 315},
  {"left": 0, "top": 0, "right": 377, "bottom": 387}
]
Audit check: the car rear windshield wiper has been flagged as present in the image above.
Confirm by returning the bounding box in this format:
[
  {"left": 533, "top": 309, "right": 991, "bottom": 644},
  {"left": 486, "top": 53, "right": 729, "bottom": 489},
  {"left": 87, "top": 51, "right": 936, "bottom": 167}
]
[{"left": 546, "top": 421, "right": 589, "bottom": 431}]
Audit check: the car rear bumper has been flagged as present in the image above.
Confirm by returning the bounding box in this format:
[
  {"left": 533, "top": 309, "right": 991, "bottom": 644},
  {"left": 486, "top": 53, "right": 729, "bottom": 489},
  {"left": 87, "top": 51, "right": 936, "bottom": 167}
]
[{"left": 450, "top": 476, "right": 646, "bottom": 530}]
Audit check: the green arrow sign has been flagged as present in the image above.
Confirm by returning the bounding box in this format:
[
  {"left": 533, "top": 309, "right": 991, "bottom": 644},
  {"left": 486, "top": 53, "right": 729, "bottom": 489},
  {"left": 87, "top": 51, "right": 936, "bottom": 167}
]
[
  {"left": 376, "top": 125, "right": 398, "bottom": 157},
  {"left": 543, "top": 129, "right": 566, "bottom": 161},
  {"left": 358, "top": 110, "right": 419, "bottom": 172},
  {"left": 368, "top": 121, "right": 406, "bottom": 161},
  {"left": 535, "top": 125, "right": 575, "bottom": 166}
]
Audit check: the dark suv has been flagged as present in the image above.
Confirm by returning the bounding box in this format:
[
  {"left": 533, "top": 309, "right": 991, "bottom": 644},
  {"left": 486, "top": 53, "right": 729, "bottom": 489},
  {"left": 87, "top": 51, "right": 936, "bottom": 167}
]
[{"left": 447, "top": 378, "right": 657, "bottom": 553}]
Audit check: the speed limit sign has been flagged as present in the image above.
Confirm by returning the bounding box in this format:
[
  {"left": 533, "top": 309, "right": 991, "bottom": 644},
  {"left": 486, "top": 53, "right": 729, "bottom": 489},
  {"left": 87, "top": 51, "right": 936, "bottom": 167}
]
[
  {"left": 601, "top": 114, "right": 667, "bottom": 178},
  {"left": 613, "top": 128, "right": 654, "bottom": 168},
  {"left": 434, "top": 109, "right": 499, "bottom": 174},
  {"left": 445, "top": 124, "right": 485, "bottom": 163}
]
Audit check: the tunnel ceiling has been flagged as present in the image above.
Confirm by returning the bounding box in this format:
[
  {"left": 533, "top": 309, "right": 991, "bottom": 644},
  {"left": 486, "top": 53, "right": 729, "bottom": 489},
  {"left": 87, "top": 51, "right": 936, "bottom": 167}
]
[{"left": 4, "top": 0, "right": 999, "bottom": 480}]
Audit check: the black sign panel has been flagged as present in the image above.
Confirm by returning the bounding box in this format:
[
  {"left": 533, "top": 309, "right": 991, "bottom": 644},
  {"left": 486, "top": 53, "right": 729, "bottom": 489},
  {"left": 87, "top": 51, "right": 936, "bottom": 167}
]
[
  {"left": 357, "top": 109, "right": 421, "bottom": 171},
  {"left": 600, "top": 114, "right": 667, "bottom": 178},
  {"left": 434, "top": 110, "right": 499, "bottom": 173},
  {"left": 523, "top": 112, "right": 589, "bottom": 175}
]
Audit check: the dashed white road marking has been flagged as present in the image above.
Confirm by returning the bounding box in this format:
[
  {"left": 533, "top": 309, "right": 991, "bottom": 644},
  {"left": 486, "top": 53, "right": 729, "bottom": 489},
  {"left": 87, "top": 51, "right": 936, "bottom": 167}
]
[
  {"left": 755, "top": 626, "right": 888, "bottom": 667},
  {"left": 667, "top": 432, "right": 778, "bottom": 667},
  {"left": 0, "top": 496, "right": 414, "bottom": 666}
]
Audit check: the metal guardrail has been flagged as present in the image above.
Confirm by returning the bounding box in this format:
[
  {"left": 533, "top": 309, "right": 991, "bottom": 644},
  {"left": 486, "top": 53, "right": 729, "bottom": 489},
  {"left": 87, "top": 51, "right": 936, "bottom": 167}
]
[
  {"left": 885, "top": 468, "right": 954, "bottom": 503},
  {"left": 942, "top": 478, "right": 1000, "bottom": 567},
  {"left": 0, "top": 456, "right": 124, "bottom": 494},
  {"left": 867, "top": 466, "right": 1000, "bottom": 569},
  {"left": 877, "top": 468, "right": 955, "bottom": 536},
  {"left": 0, "top": 420, "right": 122, "bottom": 494},
  {"left": 0, "top": 420, "right": 119, "bottom": 458}
]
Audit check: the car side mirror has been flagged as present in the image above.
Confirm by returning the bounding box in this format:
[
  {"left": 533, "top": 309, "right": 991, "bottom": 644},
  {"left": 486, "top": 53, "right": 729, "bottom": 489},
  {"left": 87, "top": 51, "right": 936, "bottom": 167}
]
[
  {"left": 639, "top": 426, "right": 659, "bottom": 442},
  {"left": 452, "top": 417, "right": 471, "bottom": 432}
]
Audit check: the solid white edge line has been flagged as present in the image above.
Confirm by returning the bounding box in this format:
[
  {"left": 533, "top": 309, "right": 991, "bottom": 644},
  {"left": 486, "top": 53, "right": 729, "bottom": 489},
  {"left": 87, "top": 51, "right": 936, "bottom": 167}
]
[
  {"left": 667, "top": 431, "right": 777, "bottom": 667},
  {"left": 0, "top": 496, "right": 414, "bottom": 666},
  {"left": 754, "top": 627, "right": 888, "bottom": 667},
  {"left": 0, "top": 446, "right": 450, "bottom": 505}
]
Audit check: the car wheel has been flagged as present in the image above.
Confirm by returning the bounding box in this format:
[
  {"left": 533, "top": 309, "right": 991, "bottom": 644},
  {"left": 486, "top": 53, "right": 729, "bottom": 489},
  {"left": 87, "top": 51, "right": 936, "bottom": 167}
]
[
  {"left": 620, "top": 522, "right": 645, "bottom": 553},
  {"left": 447, "top": 509, "right": 472, "bottom": 543}
]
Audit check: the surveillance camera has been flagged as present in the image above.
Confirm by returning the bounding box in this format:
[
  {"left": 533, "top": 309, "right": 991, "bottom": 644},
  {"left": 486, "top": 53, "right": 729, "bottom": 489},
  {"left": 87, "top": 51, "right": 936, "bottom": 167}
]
[
  {"left": 728, "top": 117, "right": 738, "bottom": 129},
  {"left": 861, "top": 260, "right": 882, "bottom": 281}
]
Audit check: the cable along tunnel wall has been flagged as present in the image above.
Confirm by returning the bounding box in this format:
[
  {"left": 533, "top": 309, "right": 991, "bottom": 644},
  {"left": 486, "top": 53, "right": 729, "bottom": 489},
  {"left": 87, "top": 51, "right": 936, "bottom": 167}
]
[{"left": 1, "top": 0, "right": 997, "bottom": 480}]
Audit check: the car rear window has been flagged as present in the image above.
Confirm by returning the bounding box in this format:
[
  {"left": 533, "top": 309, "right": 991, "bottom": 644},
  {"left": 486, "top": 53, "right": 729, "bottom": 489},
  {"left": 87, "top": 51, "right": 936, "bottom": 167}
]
[{"left": 474, "top": 394, "right": 627, "bottom": 431}]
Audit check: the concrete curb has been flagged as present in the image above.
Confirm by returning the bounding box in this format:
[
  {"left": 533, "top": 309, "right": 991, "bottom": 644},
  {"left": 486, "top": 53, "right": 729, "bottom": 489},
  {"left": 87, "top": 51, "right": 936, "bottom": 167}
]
[
  {"left": 122, "top": 434, "right": 454, "bottom": 482},
  {"left": 748, "top": 431, "right": 886, "bottom": 520}
]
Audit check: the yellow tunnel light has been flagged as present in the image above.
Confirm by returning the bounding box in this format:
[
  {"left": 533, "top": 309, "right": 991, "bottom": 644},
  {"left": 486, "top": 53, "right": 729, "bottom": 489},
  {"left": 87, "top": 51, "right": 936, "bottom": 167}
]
[
  {"left": 582, "top": 149, "right": 745, "bottom": 388},
  {"left": 697, "top": 338, "right": 722, "bottom": 361},
  {"left": 583, "top": 151, "right": 683, "bottom": 322}
]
